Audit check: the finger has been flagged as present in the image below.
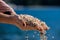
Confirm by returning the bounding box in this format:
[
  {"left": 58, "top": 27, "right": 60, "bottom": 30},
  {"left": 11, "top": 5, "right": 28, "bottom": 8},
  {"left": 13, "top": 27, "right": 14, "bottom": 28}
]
[
  {"left": 21, "top": 20, "right": 26, "bottom": 27},
  {"left": 18, "top": 15, "right": 26, "bottom": 27},
  {"left": 41, "top": 22, "right": 49, "bottom": 30},
  {"left": 37, "top": 26, "right": 45, "bottom": 34},
  {"left": 42, "top": 25, "right": 49, "bottom": 30}
]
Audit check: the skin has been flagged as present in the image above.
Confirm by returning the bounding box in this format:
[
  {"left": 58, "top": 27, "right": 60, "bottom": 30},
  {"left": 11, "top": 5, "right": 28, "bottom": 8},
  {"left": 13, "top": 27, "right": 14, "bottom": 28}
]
[{"left": 0, "top": 0, "right": 49, "bottom": 34}]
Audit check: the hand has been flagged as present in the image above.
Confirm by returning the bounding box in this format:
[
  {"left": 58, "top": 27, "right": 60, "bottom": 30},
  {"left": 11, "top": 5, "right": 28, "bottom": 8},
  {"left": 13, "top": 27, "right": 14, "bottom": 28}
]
[
  {"left": 14, "top": 14, "right": 49, "bottom": 34},
  {"left": 0, "top": 13, "right": 49, "bottom": 34}
]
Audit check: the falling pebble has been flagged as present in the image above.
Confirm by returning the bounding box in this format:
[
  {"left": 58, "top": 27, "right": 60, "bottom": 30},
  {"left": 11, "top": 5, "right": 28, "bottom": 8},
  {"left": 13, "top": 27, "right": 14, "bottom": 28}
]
[
  {"left": 41, "top": 39, "right": 43, "bottom": 40},
  {"left": 52, "top": 36, "right": 54, "bottom": 39},
  {"left": 25, "top": 35, "right": 29, "bottom": 38},
  {"left": 47, "top": 34, "right": 50, "bottom": 36},
  {"left": 44, "top": 36, "right": 48, "bottom": 40},
  {"left": 37, "top": 34, "right": 40, "bottom": 36},
  {"left": 26, "top": 38, "right": 29, "bottom": 40},
  {"left": 33, "top": 35, "right": 35, "bottom": 38},
  {"left": 40, "top": 31, "right": 47, "bottom": 40},
  {"left": 34, "top": 31, "right": 37, "bottom": 34}
]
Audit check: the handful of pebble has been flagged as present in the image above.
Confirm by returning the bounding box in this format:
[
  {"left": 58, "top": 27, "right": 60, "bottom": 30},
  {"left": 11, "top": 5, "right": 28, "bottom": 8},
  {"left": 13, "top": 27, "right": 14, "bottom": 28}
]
[
  {"left": 18, "top": 14, "right": 49, "bottom": 40},
  {"left": 40, "top": 31, "right": 47, "bottom": 40}
]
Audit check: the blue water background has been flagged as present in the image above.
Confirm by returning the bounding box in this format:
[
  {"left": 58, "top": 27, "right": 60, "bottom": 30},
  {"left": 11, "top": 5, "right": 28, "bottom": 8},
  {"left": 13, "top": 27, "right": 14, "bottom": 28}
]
[{"left": 0, "top": 7, "right": 60, "bottom": 40}]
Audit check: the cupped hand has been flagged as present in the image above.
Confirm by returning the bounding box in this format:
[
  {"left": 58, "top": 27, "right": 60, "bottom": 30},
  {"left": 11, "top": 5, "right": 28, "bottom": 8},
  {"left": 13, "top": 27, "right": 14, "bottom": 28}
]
[{"left": 14, "top": 14, "right": 49, "bottom": 34}]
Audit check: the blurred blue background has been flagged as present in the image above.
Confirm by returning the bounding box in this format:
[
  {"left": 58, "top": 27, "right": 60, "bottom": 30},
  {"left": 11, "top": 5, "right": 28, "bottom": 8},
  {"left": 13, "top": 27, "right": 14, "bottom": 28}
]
[{"left": 0, "top": 6, "right": 60, "bottom": 40}]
